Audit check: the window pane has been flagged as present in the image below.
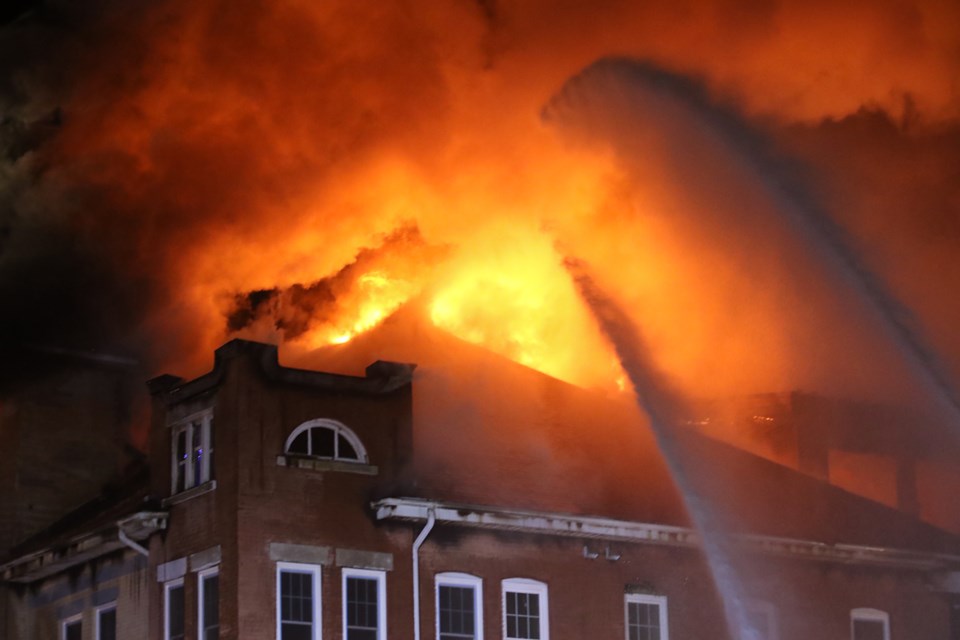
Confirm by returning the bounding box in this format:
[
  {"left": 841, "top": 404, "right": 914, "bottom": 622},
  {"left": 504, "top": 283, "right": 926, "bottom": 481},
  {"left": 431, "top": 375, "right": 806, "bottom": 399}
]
[
  {"left": 346, "top": 577, "right": 379, "bottom": 640},
  {"left": 627, "top": 602, "right": 661, "bottom": 640},
  {"left": 312, "top": 427, "right": 335, "bottom": 458},
  {"left": 175, "top": 430, "right": 187, "bottom": 492},
  {"left": 281, "top": 571, "right": 314, "bottom": 624},
  {"left": 99, "top": 609, "right": 116, "bottom": 640},
  {"left": 281, "top": 622, "right": 313, "bottom": 640},
  {"left": 853, "top": 619, "right": 886, "bottom": 640},
  {"left": 65, "top": 621, "right": 82, "bottom": 640},
  {"left": 505, "top": 592, "right": 540, "bottom": 640},
  {"left": 168, "top": 584, "right": 185, "bottom": 640},
  {"left": 192, "top": 423, "right": 203, "bottom": 486},
  {"left": 203, "top": 574, "right": 220, "bottom": 639},
  {"left": 289, "top": 431, "right": 309, "bottom": 455},
  {"left": 208, "top": 418, "right": 215, "bottom": 480},
  {"left": 439, "top": 585, "right": 475, "bottom": 640},
  {"left": 338, "top": 433, "right": 359, "bottom": 460}
]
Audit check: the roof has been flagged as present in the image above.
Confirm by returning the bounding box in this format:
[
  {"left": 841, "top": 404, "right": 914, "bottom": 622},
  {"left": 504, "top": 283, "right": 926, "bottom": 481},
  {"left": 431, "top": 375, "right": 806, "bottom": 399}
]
[
  {"left": 0, "top": 460, "right": 165, "bottom": 584},
  {"left": 293, "top": 304, "right": 960, "bottom": 558}
]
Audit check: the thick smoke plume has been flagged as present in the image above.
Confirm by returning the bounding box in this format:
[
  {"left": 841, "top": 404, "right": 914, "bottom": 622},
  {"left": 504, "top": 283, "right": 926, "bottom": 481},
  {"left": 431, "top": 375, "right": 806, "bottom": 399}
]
[{"left": 1, "top": 0, "right": 958, "bottom": 405}]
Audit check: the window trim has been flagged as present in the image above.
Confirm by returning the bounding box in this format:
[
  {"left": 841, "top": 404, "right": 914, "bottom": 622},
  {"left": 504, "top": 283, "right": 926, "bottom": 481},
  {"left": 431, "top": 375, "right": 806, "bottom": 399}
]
[
  {"left": 61, "top": 613, "right": 83, "bottom": 640},
  {"left": 170, "top": 409, "right": 214, "bottom": 494},
  {"left": 342, "top": 567, "right": 387, "bottom": 640},
  {"left": 164, "top": 578, "right": 185, "bottom": 640},
  {"left": 502, "top": 578, "right": 549, "bottom": 640},
  {"left": 94, "top": 602, "right": 117, "bottom": 640},
  {"left": 285, "top": 419, "right": 369, "bottom": 464},
  {"left": 624, "top": 593, "right": 668, "bottom": 640},
  {"left": 276, "top": 561, "right": 322, "bottom": 640},
  {"left": 436, "top": 572, "right": 484, "bottom": 640},
  {"left": 851, "top": 608, "right": 890, "bottom": 640},
  {"left": 198, "top": 566, "right": 219, "bottom": 640}
]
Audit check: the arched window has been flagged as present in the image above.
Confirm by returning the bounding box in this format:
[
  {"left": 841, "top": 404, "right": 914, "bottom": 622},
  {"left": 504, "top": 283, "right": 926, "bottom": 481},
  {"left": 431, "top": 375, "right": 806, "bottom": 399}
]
[{"left": 284, "top": 419, "right": 368, "bottom": 464}]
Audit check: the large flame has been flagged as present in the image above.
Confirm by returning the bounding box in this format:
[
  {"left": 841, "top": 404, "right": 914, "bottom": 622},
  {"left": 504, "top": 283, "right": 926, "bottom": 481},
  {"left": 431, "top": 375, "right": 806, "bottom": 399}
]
[{"left": 4, "top": 0, "right": 959, "bottom": 405}]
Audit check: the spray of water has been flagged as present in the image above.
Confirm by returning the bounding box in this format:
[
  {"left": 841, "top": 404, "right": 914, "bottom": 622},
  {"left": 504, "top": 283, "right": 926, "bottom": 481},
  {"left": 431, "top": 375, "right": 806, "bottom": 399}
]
[
  {"left": 548, "top": 58, "right": 960, "bottom": 434},
  {"left": 564, "top": 257, "right": 760, "bottom": 640},
  {"left": 553, "top": 58, "right": 960, "bottom": 640}
]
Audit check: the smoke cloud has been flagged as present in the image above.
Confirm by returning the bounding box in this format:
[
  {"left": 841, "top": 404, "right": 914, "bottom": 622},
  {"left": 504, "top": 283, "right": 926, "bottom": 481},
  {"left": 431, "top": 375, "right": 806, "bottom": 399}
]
[{"left": 1, "top": 0, "right": 958, "bottom": 407}]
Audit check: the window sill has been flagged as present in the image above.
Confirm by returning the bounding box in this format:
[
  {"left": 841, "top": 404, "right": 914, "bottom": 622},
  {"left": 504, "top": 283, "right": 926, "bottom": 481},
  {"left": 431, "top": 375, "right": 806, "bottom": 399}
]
[
  {"left": 277, "top": 455, "right": 378, "bottom": 476},
  {"left": 162, "top": 480, "right": 217, "bottom": 506}
]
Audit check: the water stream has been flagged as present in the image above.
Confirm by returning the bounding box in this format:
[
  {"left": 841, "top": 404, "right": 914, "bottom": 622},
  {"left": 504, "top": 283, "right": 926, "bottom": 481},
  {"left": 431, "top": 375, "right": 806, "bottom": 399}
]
[{"left": 565, "top": 258, "right": 761, "bottom": 640}]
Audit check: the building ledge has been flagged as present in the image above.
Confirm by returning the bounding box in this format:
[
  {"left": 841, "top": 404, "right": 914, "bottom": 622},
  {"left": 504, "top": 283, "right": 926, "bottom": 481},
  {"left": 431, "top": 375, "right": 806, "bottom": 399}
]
[
  {"left": 162, "top": 480, "right": 217, "bottom": 507},
  {"left": 277, "top": 455, "right": 378, "bottom": 475},
  {"left": 373, "top": 497, "right": 960, "bottom": 572},
  {"left": 0, "top": 511, "right": 167, "bottom": 584}
]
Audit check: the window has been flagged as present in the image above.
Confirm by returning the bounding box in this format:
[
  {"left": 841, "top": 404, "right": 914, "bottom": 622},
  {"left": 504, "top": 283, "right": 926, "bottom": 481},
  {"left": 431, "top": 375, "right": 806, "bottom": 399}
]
[
  {"left": 285, "top": 419, "right": 367, "bottom": 463},
  {"left": 437, "top": 573, "right": 483, "bottom": 640},
  {"left": 502, "top": 579, "right": 548, "bottom": 640},
  {"left": 343, "top": 568, "right": 386, "bottom": 640},
  {"left": 625, "top": 594, "right": 668, "bottom": 640},
  {"left": 171, "top": 409, "right": 214, "bottom": 493},
  {"left": 165, "top": 579, "right": 185, "bottom": 640},
  {"left": 851, "top": 608, "right": 890, "bottom": 640},
  {"left": 199, "top": 568, "right": 220, "bottom": 640},
  {"left": 96, "top": 604, "right": 117, "bottom": 640},
  {"left": 277, "top": 562, "right": 322, "bottom": 640},
  {"left": 61, "top": 615, "right": 82, "bottom": 640}
]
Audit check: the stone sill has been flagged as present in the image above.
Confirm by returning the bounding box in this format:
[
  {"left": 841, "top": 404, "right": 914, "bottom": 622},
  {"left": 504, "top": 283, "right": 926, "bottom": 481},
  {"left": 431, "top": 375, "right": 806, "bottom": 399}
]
[
  {"left": 162, "top": 480, "right": 217, "bottom": 507},
  {"left": 277, "top": 455, "right": 378, "bottom": 476}
]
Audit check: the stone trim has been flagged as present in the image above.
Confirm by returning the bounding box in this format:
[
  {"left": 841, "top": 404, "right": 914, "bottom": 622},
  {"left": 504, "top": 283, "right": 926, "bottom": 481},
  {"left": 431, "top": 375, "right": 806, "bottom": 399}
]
[
  {"left": 277, "top": 455, "right": 378, "bottom": 476},
  {"left": 335, "top": 548, "right": 393, "bottom": 571},
  {"left": 269, "top": 543, "right": 334, "bottom": 566},
  {"left": 156, "top": 557, "right": 186, "bottom": 583},
  {"left": 189, "top": 546, "right": 221, "bottom": 572},
  {"left": 161, "top": 480, "right": 217, "bottom": 507}
]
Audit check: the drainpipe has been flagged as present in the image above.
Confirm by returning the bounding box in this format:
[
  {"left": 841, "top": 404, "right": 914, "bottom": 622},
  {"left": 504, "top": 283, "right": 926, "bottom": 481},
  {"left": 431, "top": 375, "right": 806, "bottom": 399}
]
[
  {"left": 412, "top": 507, "right": 436, "bottom": 640},
  {"left": 117, "top": 525, "right": 150, "bottom": 557}
]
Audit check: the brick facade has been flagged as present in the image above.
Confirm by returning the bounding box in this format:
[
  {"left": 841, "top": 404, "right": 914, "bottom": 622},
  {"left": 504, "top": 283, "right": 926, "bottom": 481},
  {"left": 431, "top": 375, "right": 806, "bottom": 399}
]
[{"left": 4, "top": 338, "right": 960, "bottom": 639}]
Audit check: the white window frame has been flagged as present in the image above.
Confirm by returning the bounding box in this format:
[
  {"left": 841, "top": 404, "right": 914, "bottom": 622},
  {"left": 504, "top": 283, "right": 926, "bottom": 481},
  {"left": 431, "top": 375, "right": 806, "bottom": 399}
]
[
  {"left": 285, "top": 418, "right": 369, "bottom": 463},
  {"left": 164, "top": 578, "right": 185, "bottom": 640},
  {"left": 851, "top": 608, "right": 890, "bottom": 640},
  {"left": 61, "top": 613, "right": 83, "bottom": 640},
  {"left": 502, "top": 578, "right": 549, "bottom": 640},
  {"left": 170, "top": 409, "right": 214, "bottom": 494},
  {"left": 95, "top": 602, "right": 117, "bottom": 640},
  {"left": 436, "top": 572, "right": 484, "bottom": 640},
  {"left": 198, "top": 566, "right": 219, "bottom": 640},
  {"left": 624, "top": 593, "right": 668, "bottom": 640},
  {"left": 342, "top": 567, "right": 387, "bottom": 640},
  {"left": 276, "top": 562, "right": 322, "bottom": 640}
]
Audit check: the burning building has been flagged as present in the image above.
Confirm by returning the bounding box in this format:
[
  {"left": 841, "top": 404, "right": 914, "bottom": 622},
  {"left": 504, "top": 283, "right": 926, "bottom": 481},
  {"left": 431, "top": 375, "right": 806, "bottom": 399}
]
[
  {"left": 3, "top": 1, "right": 960, "bottom": 639},
  {"left": 3, "top": 311, "right": 960, "bottom": 639}
]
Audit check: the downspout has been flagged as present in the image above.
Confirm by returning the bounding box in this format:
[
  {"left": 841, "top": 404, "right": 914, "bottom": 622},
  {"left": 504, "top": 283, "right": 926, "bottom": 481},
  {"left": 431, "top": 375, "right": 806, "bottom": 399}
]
[
  {"left": 412, "top": 507, "right": 436, "bottom": 640},
  {"left": 117, "top": 525, "right": 150, "bottom": 557}
]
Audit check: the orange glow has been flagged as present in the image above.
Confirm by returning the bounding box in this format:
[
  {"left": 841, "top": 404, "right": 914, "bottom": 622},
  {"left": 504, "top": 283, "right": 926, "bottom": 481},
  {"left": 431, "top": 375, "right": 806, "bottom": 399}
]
[
  {"left": 15, "top": 0, "right": 958, "bottom": 405},
  {"left": 300, "top": 272, "right": 422, "bottom": 348}
]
